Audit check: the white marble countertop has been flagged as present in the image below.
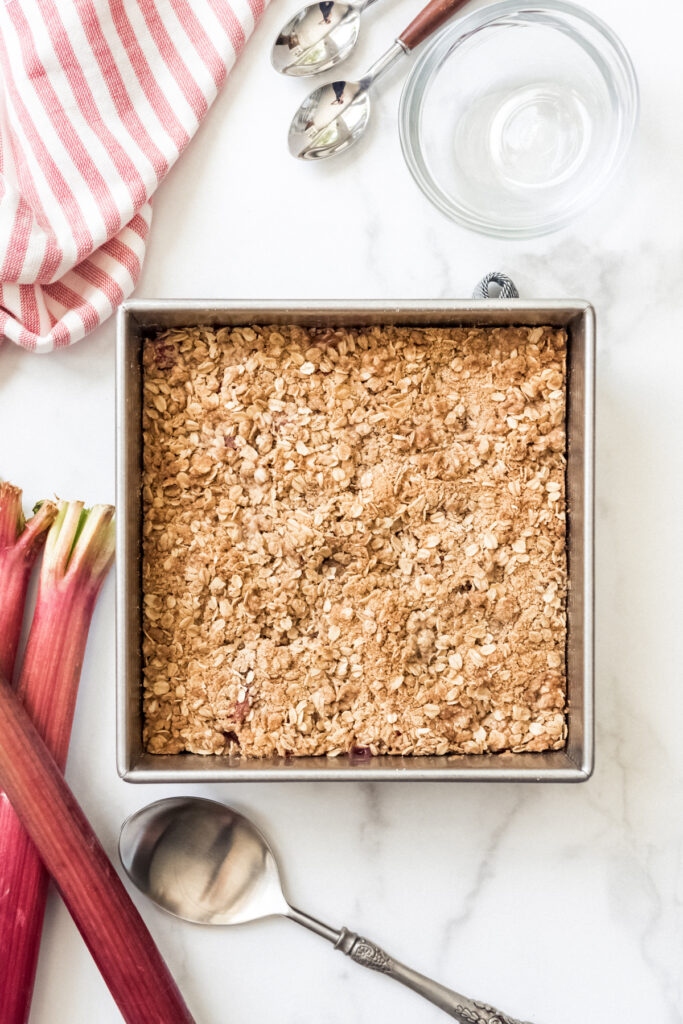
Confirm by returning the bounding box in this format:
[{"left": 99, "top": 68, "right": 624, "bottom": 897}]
[{"left": 2, "top": 0, "right": 682, "bottom": 1020}]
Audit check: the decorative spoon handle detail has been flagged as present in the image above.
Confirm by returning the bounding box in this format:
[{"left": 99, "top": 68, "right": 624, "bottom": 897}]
[
  {"left": 399, "top": 0, "right": 470, "bottom": 50},
  {"left": 334, "top": 928, "right": 534, "bottom": 1024}
]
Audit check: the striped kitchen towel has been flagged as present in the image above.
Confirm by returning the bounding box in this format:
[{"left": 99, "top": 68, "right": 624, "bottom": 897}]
[{"left": 0, "top": 0, "right": 267, "bottom": 353}]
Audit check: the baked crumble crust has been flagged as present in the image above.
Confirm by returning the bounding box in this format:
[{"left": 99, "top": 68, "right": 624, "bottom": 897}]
[{"left": 141, "top": 323, "right": 567, "bottom": 757}]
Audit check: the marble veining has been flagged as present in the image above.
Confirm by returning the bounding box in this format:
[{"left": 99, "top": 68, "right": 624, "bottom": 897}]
[{"left": 0, "top": 0, "right": 681, "bottom": 1020}]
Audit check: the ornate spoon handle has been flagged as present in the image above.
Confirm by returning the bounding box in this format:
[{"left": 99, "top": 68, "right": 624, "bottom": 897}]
[{"left": 334, "top": 928, "right": 534, "bottom": 1024}]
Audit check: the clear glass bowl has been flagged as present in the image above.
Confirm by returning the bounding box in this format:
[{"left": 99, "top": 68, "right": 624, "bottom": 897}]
[{"left": 399, "top": 0, "right": 639, "bottom": 238}]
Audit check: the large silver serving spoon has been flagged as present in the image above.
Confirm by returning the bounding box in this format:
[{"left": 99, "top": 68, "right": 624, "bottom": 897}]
[
  {"left": 288, "top": 0, "right": 471, "bottom": 159},
  {"left": 119, "top": 797, "right": 535, "bottom": 1024},
  {"left": 272, "top": 0, "right": 382, "bottom": 77}
]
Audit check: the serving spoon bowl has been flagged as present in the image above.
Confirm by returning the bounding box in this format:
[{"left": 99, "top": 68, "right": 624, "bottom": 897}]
[
  {"left": 288, "top": 0, "right": 471, "bottom": 160},
  {"left": 119, "top": 797, "right": 535, "bottom": 1023},
  {"left": 272, "top": 0, "right": 381, "bottom": 77}
]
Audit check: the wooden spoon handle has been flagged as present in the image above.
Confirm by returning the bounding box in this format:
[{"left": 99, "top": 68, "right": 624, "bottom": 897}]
[
  {"left": 399, "top": 0, "right": 470, "bottom": 51},
  {"left": 0, "top": 673, "right": 195, "bottom": 1024}
]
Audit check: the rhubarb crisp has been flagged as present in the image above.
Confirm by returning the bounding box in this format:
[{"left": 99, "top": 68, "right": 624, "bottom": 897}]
[{"left": 141, "top": 323, "right": 567, "bottom": 758}]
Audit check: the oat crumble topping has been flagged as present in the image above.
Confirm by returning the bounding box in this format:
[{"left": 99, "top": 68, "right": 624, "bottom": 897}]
[{"left": 141, "top": 323, "right": 567, "bottom": 757}]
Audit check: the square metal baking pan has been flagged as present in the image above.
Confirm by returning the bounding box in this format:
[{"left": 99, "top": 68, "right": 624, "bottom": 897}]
[{"left": 116, "top": 299, "right": 594, "bottom": 782}]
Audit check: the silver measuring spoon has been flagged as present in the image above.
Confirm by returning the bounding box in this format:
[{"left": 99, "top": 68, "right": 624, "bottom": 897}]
[
  {"left": 288, "top": 0, "right": 471, "bottom": 159},
  {"left": 272, "top": 0, "right": 382, "bottom": 77},
  {"left": 119, "top": 797, "right": 535, "bottom": 1024}
]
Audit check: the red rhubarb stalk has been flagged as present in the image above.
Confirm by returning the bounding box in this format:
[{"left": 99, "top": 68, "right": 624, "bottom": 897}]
[
  {"left": 0, "top": 483, "right": 57, "bottom": 683},
  {"left": 0, "top": 501, "right": 115, "bottom": 1024},
  {"left": 0, "top": 672, "right": 195, "bottom": 1024}
]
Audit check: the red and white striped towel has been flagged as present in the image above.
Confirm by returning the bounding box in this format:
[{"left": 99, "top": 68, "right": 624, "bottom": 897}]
[{"left": 0, "top": 0, "right": 267, "bottom": 353}]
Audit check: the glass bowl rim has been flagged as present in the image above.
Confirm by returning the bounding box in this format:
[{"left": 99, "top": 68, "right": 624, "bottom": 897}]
[{"left": 398, "top": 0, "right": 640, "bottom": 239}]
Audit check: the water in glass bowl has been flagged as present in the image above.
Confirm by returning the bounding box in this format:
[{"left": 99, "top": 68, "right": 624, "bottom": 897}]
[{"left": 411, "top": 10, "right": 634, "bottom": 235}]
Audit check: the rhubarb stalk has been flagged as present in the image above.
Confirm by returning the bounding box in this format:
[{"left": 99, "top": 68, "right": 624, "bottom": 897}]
[
  {"left": 0, "top": 672, "right": 195, "bottom": 1024},
  {"left": 0, "top": 501, "right": 116, "bottom": 1024},
  {"left": 0, "top": 483, "right": 57, "bottom": 683}
]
